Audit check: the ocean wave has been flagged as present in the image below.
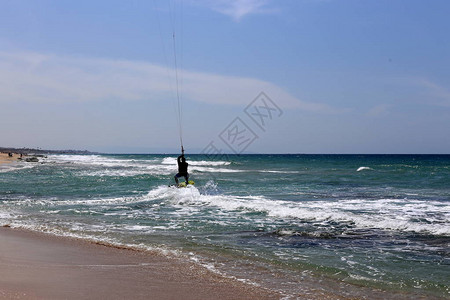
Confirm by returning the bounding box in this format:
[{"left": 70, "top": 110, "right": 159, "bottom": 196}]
[
  {"left": 161, "top": 157, "right": 231, "bottom": 166},
  {"left": 262, "top": 170, "right": 300, "bottom": 174},
  {"left": 3, "top": 183, "right": 449, "bottom": 237},
  {"left": 44, "top": 155, "right": 240, "bottom": 176},
  {"left": 356, "top": 167, "right": 373, "bottom": 172},
  {"left": 145, "top": 189, "right": 450, "bottom": 236},
  {"left": 0, "top": 162, "right": 35, "bottom": 173},
  {"left": 143, "top": 186, "right": 450, "bottom": 236},
  {"left": 161, "top": 157, "right": 242, "bottom": 173},
  {"left": 262, "top": 199, "right": 450, "bottom": 236},
  {"left": 0, "top": 211, "right": 15, "bottom": 224},
  {"left": 45, "top": 155, "right": 159, "bottom": 168},
  {"left": 3, "top": 195, "right": 152, "bottom": 208},
  {"left": 74, "top": 165, "right": 243, "bottom": 177},
  {"left": 190, "top": 166, "right": 245, "bottom": 173},
  {"left": 76, "top": 164, "right": 174, "bottom": 177}
]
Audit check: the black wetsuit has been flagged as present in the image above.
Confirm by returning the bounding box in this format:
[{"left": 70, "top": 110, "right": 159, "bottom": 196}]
[{"left": 174, "top": 155, "right": 189, "bottom": 184}]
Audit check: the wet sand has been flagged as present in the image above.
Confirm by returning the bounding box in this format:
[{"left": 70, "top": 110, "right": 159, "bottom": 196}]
[{"left": 0, "top": 227, "right": 280, "bottom": 299}]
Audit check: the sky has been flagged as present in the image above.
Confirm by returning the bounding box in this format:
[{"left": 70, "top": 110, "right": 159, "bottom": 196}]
[{"left": 1, "top": 0, "right": 449, "bottom": 154}]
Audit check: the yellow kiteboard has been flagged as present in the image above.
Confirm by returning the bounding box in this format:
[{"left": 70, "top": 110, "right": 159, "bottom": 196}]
[{"left": 176, "top": 180, "right": 195, "bottom": 188}]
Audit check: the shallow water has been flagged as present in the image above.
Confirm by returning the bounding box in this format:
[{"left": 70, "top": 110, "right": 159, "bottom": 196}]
[{"left": 1, "top": 154, "right": 449, "bottom": 298}]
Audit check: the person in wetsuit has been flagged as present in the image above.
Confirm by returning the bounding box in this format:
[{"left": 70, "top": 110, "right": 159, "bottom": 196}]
[{"left": 174, "top": 153, "right": 189, "bottom": 185}]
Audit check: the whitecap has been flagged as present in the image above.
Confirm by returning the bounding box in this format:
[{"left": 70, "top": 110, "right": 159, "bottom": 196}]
[
  {"left": 0, "top": 162, "right": 35, "bottom": 173},
  {"left": 357, "top": 167, "right": 373, "bottom": 172},
  {"left": 161, "top": 157, "right": 231, "bottom": 166},
  {"left": 150, "top": 190, "right": 450, "bottom": 236}
]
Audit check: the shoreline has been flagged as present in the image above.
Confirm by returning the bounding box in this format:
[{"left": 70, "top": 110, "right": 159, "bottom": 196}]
[
  {"left": 1, "top": 227, "right": 433, "bottom": 300},
  {"left": 0, "top": 152, "right": 22, "bottom": 166},
  {"left": 0, "top": 226, "right": 280, "bottom": 299},
  {"left": 2, "top": 154, "right": 447, "bottom": 299}
]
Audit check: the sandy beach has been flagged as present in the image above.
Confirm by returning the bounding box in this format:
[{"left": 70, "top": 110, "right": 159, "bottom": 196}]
[
  {"left": 0, "top": 227, "right": 279, "bottom": 299},
  {"left": 0, "top": 153, "right": 22, "bottom": 166}
]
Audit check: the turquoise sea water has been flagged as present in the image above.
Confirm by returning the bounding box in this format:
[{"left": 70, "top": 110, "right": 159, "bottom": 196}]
[{"left": 1, "top": 154, "right": 449, "bottom": 298}]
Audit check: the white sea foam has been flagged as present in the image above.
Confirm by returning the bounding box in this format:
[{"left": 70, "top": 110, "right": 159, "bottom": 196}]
[
  {"left": 46, "top": 155, "right": 159, "bottom": 168},
  {"left": 191, "top": 166, "right": 245, "bottom": 173},
  {"left": 0, "top": 162, "right": 35, "bottom": 173},
  {"left": 4, "top": 221, "right": 182, "bottom": 257},
  {"left": 0, "top": 211, "right": 15, "bottom": 225},
  {"left": 143, "top": 187, "right": 450, "bottom": 236},
  {"left": 161, "top": 157, "right": 239, "bottom": 173},
  {"left": 4, "top": 183, "right": 449, "bottom": 236},
  {"left": 161, "top": 157, "right": 231, "bottom": 166},
  {"left": 356, "top": 167, "right": 373, "bottom": 172},
  {"left": 3, "top": 171, "right": 450, "bottom": 240},
  {"left": 45, "top": 155, "right": 240, "bottom": 176},
  {"left": 2, "top": 195, "right": 148, "bottom": 208},
  {"left": 262, "top": 170, "right": 300, "bottom": 174},
  {"left": 76, "top": 164, "right": 174, "bottom": 177}
]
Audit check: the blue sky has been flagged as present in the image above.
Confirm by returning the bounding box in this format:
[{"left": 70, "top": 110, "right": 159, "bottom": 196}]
[{"left": 1, "top": 0, "right": 449, "bottom": 153}]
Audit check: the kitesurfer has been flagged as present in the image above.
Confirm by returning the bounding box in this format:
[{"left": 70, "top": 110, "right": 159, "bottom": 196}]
[{"left": 174, "top": 151, "right": 189, "bottom": 185}]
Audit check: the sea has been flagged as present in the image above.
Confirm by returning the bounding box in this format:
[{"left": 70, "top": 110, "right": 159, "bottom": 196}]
[{"left": 1, "top": 154, "right": 449, "bottom": 299}]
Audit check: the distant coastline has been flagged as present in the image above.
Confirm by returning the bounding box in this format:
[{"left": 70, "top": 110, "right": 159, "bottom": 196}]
[
  {"left": 0, "top": 147, "right": 98, "bottom": 155},
  {"left": 0, "top": 147, "right": 98, "bottom": 165}
]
